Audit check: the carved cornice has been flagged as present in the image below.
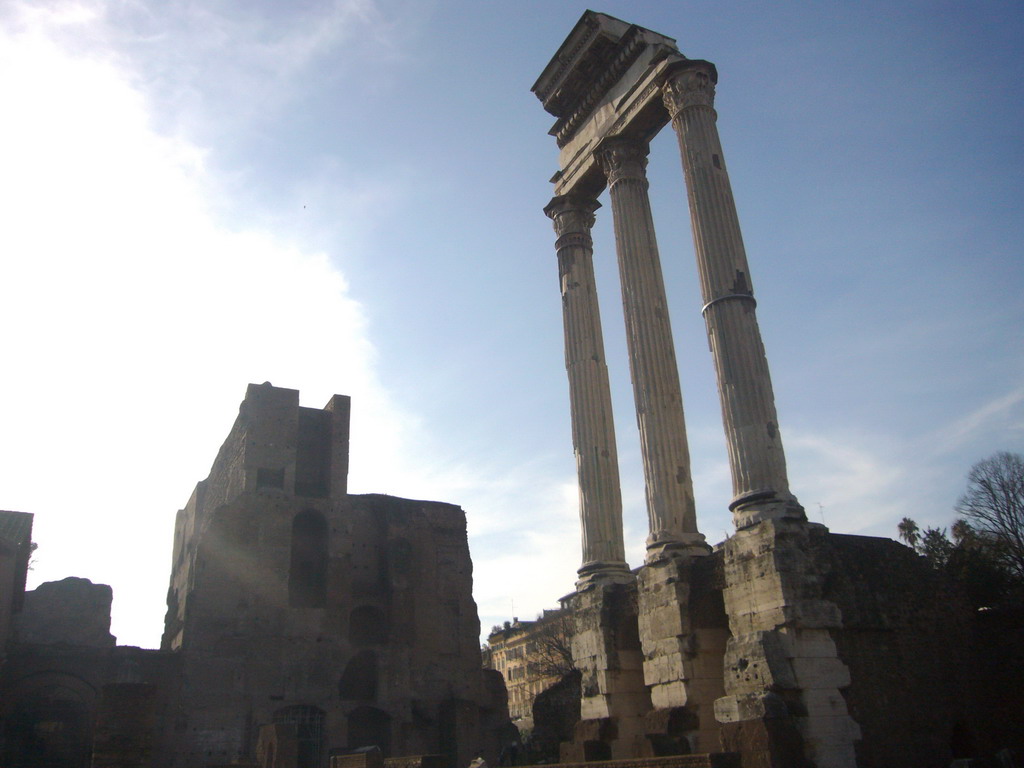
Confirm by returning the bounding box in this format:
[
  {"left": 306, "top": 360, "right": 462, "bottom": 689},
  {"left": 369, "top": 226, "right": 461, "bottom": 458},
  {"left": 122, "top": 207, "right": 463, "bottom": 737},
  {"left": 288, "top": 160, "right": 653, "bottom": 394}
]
[
  {"left": 553, "top": 26, "right": 648, "bottom": 148},
  {"left": 596, "top": 137, "right": 649, "bottom": 187},
  {"left": 545, "top": 195, "right": 600, "bottom": 240},
  {"left": 662, "top": 61, "right": 718, "bottom": 119},
  {"left": 533, "top": 15, "right": 602, "bottom": 107}
]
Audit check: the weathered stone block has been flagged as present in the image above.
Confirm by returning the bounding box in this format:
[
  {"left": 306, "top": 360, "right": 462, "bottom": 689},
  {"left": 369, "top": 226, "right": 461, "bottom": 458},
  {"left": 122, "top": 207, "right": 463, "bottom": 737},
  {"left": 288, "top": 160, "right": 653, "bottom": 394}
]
[
  {"left": 723, "top": 632, "right": 798, "bottom": 693},
  {"left": 332, "top": 749, "right": 383, "bottom": 768},
  {"left": 650, "top": 681, "right": 689, "bottom": 710},
  {"left": 790, "top": 657, "right": 851, "bottom": 690},
  {"left": 714, "top": 693, "right": 790, "bottom": 724},
  {"left": 774, "top": 627, "right": 836, "bottom": 659},
  {"left": 799, "top": 689, "right": 856, "bottom": 720},
  {"left": 15, "top": 577, "right": 116, "bottom": 647}
]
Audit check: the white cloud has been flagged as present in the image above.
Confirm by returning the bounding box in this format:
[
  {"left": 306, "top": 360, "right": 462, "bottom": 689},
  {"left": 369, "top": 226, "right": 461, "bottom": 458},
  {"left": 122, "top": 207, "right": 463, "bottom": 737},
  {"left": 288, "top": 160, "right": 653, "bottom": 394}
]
[
  {"left": 0, "top": 4, "right": 594, "bottom": 648},
  {"left": 0, "top": 7, "right": 405, "bottom": 647},
  {"left": 1, "top": 0, "right": 407, "bottom": 136},
  {"left": 925, "top": 384, "right": 1024, "bottom": 457},
  {"left": 474, "top": 480, "right": 580, "bottom": 628},
  {"left": 784, "top": 429, "right": 907, "bottom": 534}
]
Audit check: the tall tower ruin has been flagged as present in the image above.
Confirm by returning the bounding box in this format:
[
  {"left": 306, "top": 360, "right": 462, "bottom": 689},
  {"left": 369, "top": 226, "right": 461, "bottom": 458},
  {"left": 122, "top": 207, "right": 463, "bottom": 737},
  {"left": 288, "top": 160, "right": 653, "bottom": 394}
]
[{"left": 162, "top": 383, "right": 507, "bottom": 768}]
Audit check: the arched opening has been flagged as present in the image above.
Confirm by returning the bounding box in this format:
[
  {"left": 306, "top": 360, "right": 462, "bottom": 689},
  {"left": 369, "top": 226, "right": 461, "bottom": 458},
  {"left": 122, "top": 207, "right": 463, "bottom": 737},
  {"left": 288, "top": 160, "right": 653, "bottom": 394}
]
[
  {"left": 349, "top": 606, "right": 387, "bottom": 646},
  {"left": 346, "top": 706, "right": 390, "bottom": 755},
  {"left": 338, "top": 650, "right": 378, "bottom": 701},
  {"left": 4, "top": 684, "right": 93, "bottom": 768},
  {"left": 289, "top": 510, "right": 328, "bottom": 608},
  {"left": 273, "top": 705, "right": 324, "bottom": 768}
]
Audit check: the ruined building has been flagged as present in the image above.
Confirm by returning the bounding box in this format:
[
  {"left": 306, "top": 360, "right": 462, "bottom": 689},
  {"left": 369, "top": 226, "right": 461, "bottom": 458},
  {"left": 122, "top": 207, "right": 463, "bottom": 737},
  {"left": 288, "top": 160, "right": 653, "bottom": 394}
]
[
  {"left": 0, "top": 384, "right": 508, "bottom": 768},
  {"left": 0, "top": 556, "right": 176, "bottom": 768},
  {"left": 162, "top": 382, "right": 506, "bottom": 768},
  {"left": 534, "top": 11, "right": 1022, "bottom": 768}
]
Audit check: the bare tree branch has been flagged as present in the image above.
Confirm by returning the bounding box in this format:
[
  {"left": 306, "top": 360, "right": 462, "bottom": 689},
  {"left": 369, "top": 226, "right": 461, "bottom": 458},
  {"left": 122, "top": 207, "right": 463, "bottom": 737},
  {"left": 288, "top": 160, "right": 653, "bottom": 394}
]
[
  {"left": 955, "top": 452, "right": 1024, "bottom": 578},
  {"left": 528, "top": 610, "right": 575, "bottom": 680}
]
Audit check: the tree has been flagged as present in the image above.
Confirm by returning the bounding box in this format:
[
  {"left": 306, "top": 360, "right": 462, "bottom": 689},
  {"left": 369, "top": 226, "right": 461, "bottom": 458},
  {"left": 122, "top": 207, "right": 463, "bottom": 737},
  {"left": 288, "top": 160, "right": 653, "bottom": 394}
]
[
  {"left": 896, "top": 516, "right": 1016, "bottom": 609},
  {"left": 918, "top": 526, "right": 954, "bottom": 567},
  {"left": 898, "top": 517, "right": 920, "bottom": 549},
  {"left": 898, "top": 517, "right": 949, "bottom": 564},
  {"left": 955, "top": 451, "right": 1024, "bottom": 579},
  {"left": 529, "top": 610, "right": 575, "bottom": 680}
]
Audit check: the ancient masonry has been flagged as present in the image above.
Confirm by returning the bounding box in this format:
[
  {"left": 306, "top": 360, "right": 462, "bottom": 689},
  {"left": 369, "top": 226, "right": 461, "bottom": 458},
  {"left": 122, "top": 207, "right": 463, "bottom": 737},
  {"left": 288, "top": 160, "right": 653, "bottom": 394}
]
[
  {"left": 161, "top": 383, "right": 508, "bottom": 768},
  {"left": 0, "top": 386, "right": 508, "bottom": 768},
  {"left": 533, "top": 12, "right": 984, "bottom": 768}
]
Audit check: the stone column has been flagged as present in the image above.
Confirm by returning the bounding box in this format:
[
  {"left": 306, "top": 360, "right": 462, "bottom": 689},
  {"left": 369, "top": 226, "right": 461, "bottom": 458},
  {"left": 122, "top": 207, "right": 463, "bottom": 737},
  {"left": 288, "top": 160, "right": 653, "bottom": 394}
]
[
  {"left": 595, "top": 136, "right": 705, "bottom": 558},
  {"left": 546, "top": 198, "right": 646, "bottom": 759},
  {"left": 544, "top": 195, "right": 631, "bottom": 584},
  {"left": 662, "top": 61, "right": 804, "bottom": 530},
  {"left": 663, "top": 62, "right": 860, "bottom": 768}
]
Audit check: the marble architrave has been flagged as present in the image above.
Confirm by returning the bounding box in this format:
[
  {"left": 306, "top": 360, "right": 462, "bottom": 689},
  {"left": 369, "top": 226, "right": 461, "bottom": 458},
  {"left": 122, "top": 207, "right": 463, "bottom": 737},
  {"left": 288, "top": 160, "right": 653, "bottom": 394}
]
[{"left": 533, "top": 12, "right": 687, "bottom": 200}]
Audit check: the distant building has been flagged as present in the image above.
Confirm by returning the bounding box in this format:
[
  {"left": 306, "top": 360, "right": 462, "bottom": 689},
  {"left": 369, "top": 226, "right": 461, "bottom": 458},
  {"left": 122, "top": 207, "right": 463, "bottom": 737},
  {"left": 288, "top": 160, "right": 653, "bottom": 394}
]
[{"left": 485, "top": 606, "right": 572, "bottom": 724}]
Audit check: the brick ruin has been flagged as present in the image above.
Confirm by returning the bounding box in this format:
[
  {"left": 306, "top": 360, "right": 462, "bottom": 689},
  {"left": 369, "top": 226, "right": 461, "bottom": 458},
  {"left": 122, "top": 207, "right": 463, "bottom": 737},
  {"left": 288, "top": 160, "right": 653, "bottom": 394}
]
[
  {"left": 0, "top": 384, "right": 508, "bottom": 768},
  {"left": 162, "top": 383, "right": 508, "bottom": 768}
]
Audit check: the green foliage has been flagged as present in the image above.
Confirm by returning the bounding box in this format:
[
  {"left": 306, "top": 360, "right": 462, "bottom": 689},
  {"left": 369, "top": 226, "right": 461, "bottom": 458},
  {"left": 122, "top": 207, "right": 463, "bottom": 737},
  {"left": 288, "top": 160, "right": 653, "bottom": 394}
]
[
  {"left": 898, "top": 517, "right": 1018, "bottom": 608},
  {"left": 897, "top": 452, "right": 1024, "bottom": 609},
  {"left": 897, "top": 517, "right": 920, "bottom": 548},
  {"left": 918, "top": 526, "right": 954, "bottom": 566}
]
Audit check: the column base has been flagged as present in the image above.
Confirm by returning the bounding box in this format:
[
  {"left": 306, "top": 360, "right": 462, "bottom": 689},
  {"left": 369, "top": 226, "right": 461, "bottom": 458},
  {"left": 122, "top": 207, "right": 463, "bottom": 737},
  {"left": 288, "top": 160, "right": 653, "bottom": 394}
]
[
  {"left": 644, "top": 534, "right": 712, "bottom": 564},
  {"left": 729, "top": 490, "right": 806, "bottom": 530},
  {"left": 576, "top": 560, "right": 635, "bottom": 589}
]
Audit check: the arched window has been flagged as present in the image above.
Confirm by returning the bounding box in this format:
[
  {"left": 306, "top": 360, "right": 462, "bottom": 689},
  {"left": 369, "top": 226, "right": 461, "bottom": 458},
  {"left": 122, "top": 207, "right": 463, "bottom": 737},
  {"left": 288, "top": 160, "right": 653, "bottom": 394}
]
[
  {"left": 349, "top": 606, "right": 387, "bottom": 646},
  {"left": 346, "top": 706, "right": 390, "bottom": 755},
  {"left": 338, "top": 650, "right": 378, "bottom": 701},
  {"left": 289, "top": 511, "right": 328, "bottom": 608},
  {"left": 273, "top": 705, "right": 324, "bottom": 768}
]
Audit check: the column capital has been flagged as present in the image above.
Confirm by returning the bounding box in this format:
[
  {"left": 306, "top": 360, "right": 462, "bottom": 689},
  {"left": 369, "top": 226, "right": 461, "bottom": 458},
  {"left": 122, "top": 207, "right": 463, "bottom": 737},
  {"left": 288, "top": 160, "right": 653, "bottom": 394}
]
[
  {"left": 595, "top": 135, "right": 649, "bottom": 187},
  {"left": 544, "top": 195, "right": 600, "bottom": 238},
  {"left": 661, "top": 60, "right": 718, "bottom": 119}
]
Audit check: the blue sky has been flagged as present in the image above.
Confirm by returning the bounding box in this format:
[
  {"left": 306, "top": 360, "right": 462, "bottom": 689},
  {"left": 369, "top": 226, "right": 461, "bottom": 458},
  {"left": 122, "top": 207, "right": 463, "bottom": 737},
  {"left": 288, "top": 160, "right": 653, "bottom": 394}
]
[{"left": 1, "top": 0, "right": 1021, "bottom": 648}]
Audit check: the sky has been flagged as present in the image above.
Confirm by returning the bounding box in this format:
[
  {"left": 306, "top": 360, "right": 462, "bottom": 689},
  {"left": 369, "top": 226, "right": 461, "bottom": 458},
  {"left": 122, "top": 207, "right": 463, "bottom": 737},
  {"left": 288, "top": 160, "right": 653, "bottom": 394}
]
[{"left": 1, "top": 0, "right": 1022, "bottom": 649}]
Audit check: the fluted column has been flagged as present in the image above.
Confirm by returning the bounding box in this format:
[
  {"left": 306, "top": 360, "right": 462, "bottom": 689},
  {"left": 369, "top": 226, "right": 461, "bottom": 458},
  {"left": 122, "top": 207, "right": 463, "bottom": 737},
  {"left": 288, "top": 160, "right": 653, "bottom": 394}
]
[
  {"left": 595, "top": 137, "right": 705, "bottom": 559},
  {"left": 545, "top": 195, "right": 632, "bottom": 583},
  {"left": 662, "top": 61, "right": 805, "bottom": 529}
]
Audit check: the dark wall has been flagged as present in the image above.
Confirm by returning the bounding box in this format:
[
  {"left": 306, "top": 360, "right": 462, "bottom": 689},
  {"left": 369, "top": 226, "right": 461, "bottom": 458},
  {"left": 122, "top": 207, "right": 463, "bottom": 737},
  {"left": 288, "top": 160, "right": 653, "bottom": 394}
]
[
  {"left": 824, "top": 534, "right": 978, "bottom": 767},
  {"left": 0, "top": 645, "right": 179, "bottom": 768}
]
